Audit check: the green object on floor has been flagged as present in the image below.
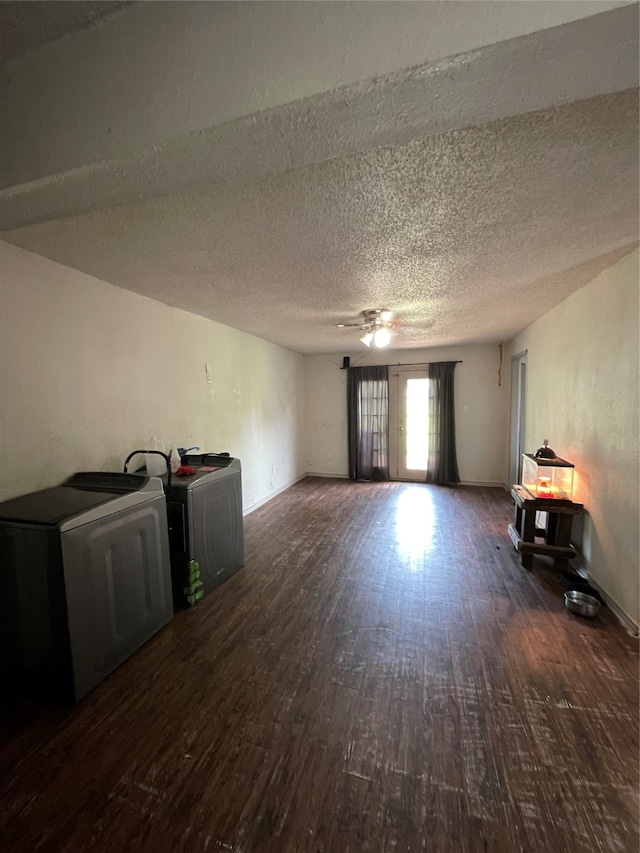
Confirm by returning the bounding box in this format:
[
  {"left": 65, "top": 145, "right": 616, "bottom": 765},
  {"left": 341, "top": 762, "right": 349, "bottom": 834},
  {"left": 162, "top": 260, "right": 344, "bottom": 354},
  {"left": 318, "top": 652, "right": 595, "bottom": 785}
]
[{"left": 183, "top": 560, "right": 203, "bottom": 606}]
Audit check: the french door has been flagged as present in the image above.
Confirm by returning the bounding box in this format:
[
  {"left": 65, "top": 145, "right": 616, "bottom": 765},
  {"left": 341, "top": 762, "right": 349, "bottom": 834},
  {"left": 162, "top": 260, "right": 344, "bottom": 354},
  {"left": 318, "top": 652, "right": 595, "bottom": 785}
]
[{"left": 389, "top": 368, "right": 431, "bottom": 481}]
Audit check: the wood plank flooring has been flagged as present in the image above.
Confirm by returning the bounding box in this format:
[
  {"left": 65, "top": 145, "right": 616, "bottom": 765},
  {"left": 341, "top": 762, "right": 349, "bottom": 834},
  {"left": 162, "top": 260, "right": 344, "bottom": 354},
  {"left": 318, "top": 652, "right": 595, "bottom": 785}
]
[{"left": 0, "top": 478, "right": 638, "bottom": 852}]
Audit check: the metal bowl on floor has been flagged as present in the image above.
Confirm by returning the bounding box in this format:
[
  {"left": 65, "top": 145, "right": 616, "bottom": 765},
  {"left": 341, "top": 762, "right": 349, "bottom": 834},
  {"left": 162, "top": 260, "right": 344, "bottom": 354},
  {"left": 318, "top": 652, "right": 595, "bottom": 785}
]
[{"left": 564, "top": 590, "right": 601, "bottom": 618}]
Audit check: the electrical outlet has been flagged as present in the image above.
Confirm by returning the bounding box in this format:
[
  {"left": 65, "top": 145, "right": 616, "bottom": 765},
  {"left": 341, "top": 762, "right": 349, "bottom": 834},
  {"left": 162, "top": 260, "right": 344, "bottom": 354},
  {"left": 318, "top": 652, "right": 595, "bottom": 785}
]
[
  {"left": 307, "top": 457, "right": 313, "bottom": 466},
  {"left": 205, "top": 362, "right": 212, "bottom": 384},
  {"left": 272, "top": 465, "right": 276, "bottom": 474},
  {"left": 327, "top": 452, "right": 334, "bottom": 460},
  {"left": 463, "top": 404, "right": 468, "bottom": 412}
]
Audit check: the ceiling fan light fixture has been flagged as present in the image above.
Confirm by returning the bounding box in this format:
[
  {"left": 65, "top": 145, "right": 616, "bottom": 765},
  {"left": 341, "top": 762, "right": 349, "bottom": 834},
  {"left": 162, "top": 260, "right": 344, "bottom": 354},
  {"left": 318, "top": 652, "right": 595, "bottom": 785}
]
[
  {"left": 373, "top": 326, "right": 391, "bottom": 348},
  {"left": 343, "top": 309, "right": 395, "bottom": 348}
]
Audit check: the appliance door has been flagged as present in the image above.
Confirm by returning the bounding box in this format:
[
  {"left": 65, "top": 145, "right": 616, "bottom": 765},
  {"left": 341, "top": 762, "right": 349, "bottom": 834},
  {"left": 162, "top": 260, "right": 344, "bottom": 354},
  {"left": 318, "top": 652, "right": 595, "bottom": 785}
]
[{"left": 61, "top": 495, "right": 172, "bottom": 700}]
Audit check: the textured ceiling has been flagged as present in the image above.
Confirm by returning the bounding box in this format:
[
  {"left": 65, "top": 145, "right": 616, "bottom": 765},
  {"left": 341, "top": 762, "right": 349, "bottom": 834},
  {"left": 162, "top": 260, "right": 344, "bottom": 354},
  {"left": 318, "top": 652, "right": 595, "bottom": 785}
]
[
  {"left": 0, "top": 1, "right": 132, "bottom": 63},
  {"left": 1, "top": 3, "right": 638, "bottom": 354},
  {"left": 4, "top": 90, "right": 637, "bottom": 353}
]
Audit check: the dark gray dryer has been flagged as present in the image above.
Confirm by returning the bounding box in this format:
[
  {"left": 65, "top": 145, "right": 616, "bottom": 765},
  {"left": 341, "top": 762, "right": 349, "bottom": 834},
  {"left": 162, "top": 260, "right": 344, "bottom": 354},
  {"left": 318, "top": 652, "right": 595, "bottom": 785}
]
[
  {"left": 0, "top": 472, "right": 172, "bottom": 701},
  {"left": 165, "top": 453, "right": 244, "bottom": 609}
]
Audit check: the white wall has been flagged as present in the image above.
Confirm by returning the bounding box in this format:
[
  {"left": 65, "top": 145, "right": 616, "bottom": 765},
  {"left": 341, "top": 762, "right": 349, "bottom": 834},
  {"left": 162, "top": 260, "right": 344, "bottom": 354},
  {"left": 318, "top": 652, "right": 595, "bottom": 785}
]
[
  {"left": 0, "top": 241, "right": 306, "bottom": 510},
  {"left": 304, "top": 344, "right": 508, "bottom": 484},
  {"left": 507, "top": 248, "right": 639, "bottom": 627}
]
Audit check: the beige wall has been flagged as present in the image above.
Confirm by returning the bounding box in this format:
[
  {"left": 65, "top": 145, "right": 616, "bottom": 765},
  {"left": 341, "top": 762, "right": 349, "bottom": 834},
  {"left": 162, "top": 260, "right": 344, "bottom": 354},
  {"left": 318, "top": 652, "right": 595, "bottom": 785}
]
[
  {"left": 508, "top": 248, "right": 639, "bottom": 627},
  {"left": 0, "top": 241, "right": 306, "bottom": 510},
  {"left": 304, "top": 344, "right": 508, "bottom": 484}
]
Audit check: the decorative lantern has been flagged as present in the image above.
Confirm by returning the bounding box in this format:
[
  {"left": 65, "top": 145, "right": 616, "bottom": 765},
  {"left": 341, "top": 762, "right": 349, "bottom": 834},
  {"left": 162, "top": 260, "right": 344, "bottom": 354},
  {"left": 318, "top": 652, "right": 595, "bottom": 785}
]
[{"left": 521, "top": 440, "right": 575, "bottom": 501}]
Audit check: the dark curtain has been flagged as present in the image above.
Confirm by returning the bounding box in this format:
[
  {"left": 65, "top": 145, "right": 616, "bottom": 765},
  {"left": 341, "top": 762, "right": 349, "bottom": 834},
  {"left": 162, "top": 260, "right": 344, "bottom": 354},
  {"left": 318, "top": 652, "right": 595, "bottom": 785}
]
[
  {"left": 426, "top": 361, "right": 460, "bottom": 485},
  {"left": 348, "top": 365, "right": 390, "bottom": 481}
]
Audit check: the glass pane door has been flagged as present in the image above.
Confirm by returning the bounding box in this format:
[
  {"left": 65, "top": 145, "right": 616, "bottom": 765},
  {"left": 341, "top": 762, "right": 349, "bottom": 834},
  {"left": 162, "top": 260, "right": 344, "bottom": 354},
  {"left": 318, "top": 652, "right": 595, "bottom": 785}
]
[{"left": 397, "top": 371, "right": 430, "bottom": 481}]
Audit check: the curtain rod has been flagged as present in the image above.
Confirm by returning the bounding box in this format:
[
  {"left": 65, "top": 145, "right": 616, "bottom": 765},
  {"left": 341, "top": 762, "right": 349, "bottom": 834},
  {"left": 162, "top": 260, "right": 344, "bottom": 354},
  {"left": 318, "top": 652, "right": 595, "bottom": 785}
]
[
  {"left": 342, "top": 358, "right": 463, "bottom": 369},
  {"left": 389, "top": 360, "right": 463, "bottom": 366}
]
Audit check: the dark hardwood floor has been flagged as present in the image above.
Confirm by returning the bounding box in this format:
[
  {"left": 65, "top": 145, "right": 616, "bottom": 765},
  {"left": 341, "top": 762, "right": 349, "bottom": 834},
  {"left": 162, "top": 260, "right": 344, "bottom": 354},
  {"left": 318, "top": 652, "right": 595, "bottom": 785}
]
[{"left": 0, "top": 478, "right": 638, "bottom": 852}]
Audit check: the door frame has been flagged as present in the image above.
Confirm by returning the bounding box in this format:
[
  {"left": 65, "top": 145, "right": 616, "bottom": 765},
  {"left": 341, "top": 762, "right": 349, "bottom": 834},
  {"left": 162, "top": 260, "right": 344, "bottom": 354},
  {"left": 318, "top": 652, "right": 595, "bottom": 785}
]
[{"left": 509, "top": 351, "right": 528, "bottom": 487}]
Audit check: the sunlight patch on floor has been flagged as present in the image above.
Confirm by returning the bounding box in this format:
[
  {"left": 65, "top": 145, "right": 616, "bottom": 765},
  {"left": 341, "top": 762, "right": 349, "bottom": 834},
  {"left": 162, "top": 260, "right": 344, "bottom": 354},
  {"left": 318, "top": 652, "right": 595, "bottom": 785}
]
[{"left": 394, "top": 486, "right": 435, "bottom": 570}]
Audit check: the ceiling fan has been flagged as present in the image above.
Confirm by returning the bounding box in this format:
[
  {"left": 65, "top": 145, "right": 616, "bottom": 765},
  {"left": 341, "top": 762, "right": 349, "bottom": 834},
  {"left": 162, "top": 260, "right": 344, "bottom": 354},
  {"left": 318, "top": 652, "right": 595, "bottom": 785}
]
[{"left": 337, "top": 309, "right": 395, "bottom": 348}]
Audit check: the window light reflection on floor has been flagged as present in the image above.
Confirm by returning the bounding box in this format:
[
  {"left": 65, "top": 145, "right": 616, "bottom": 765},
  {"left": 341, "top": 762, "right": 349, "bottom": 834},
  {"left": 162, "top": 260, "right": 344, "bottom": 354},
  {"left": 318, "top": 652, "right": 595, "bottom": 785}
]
[{"left": 394, "top": 486, "right": 435, "bottom": 570}]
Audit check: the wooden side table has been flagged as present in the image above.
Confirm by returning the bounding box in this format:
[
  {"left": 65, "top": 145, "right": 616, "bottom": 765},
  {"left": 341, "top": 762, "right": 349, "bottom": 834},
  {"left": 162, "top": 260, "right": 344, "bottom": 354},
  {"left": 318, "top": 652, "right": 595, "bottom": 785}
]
[{"left": 508, "top": 484, "right": 584, "bottom": 570}]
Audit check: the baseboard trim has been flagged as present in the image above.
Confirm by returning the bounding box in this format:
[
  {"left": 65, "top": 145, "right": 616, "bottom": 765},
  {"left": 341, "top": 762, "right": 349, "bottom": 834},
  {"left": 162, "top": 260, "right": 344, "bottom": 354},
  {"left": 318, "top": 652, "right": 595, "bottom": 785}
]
[
  {"left": 307, "top": 476, "right": 502, "bottom": 486},
  {"left": 243, "top": 473, "right": 307, "bottom": 516},
  {"left": 574, "top": 565, "right": 639, "bottom": 636},
  {"left": 306, "top": 471, "right": 349, "bottom": 479}
]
